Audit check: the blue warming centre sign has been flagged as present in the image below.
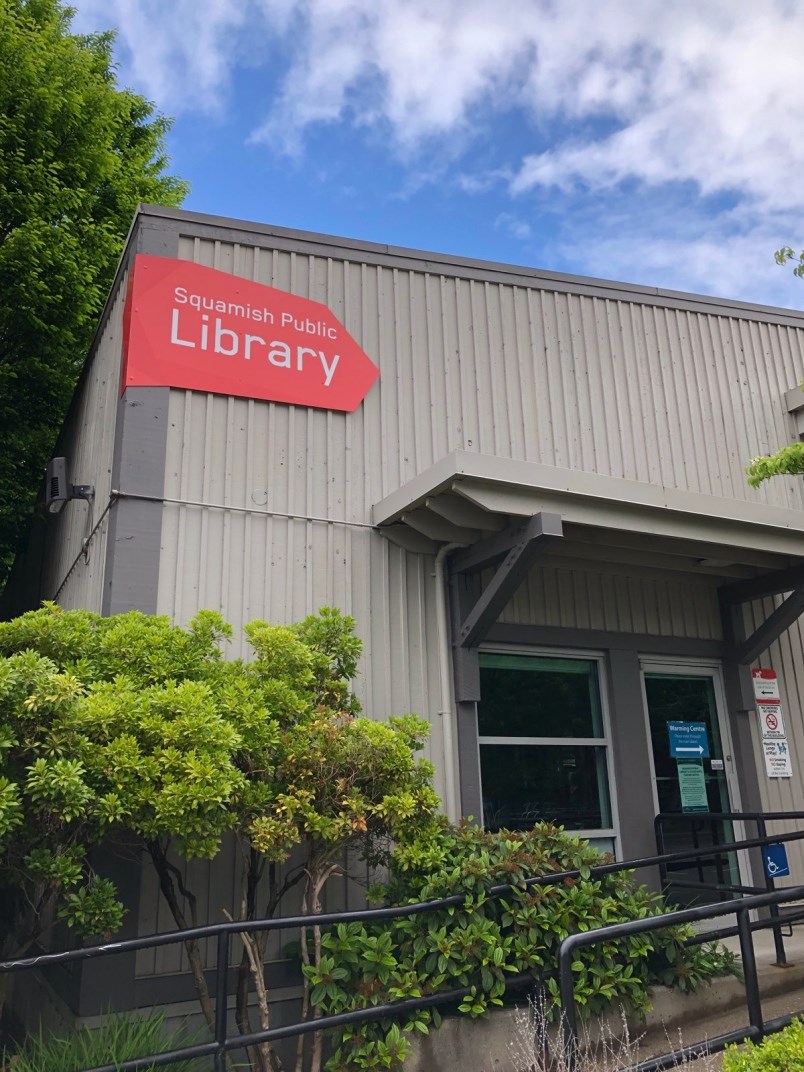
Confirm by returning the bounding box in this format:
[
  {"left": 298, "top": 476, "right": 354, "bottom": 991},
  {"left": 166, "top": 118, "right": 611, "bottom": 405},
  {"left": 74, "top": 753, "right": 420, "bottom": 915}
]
[
  {"left": 763, "top": 843, "right": 790, "bottom": 880},
  {"left": 667, "top": 721, "right": 710, "bottom": 759}
]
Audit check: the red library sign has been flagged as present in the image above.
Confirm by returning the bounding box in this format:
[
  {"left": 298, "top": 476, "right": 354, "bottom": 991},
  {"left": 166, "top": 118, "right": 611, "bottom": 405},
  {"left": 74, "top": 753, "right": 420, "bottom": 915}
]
[{"left": 122, "top": 255, "right": 379, "bottom": 411}]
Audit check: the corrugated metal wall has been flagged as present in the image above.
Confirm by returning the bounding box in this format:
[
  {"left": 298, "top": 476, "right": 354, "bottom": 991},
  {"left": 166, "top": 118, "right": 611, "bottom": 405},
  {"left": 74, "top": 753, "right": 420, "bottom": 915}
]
[
  {"left": 157, "top": 395, "right": 444, "bottom": 766},
  {"left": 39, "top": 267, "right": 128, "bottom": 611},
  {"left": 498, "top": 561, "right": 724, "bottom": 639},
  {"left": 168, "top": 234, "right": 804, "bottom": 507},
  {"left": 153, "top": 227, "right": 804, "bottom": 805},
  {"left": 138, "top": 222, "right": 804, "bottom": 952},
  {"left": 743, "top": 603, "right": 804, "bottom": 879}
]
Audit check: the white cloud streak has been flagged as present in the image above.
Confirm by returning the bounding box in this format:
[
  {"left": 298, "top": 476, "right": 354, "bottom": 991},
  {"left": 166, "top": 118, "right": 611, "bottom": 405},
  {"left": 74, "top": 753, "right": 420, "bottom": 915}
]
[
  {"left": 72, "top": 1, "right": 804, "bottom": 209},
  {"left": 71, "top": 0, "right": 249, "bottom": 114},
  {"left": 70, "top": 0, "right": 804, "bottom": 301}
]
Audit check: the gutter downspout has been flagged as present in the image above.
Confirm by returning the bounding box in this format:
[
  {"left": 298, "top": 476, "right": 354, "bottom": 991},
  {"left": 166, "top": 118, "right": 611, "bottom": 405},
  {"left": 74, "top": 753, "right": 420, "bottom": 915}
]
[{"left": 435, "top": 543, "right": 462, "bottom": 822}]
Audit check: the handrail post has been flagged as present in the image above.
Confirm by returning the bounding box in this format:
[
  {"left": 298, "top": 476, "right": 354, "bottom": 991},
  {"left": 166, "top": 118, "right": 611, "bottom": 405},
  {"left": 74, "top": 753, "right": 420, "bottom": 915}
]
[
  {"left": 214, "top": 930, "right": 230, "bottom": 1072},
  {"left": 712, "top": 816, "right": 726, "bottom": 895},
  {"left": 654, "top": 815, "right": 668, "bottom": 896},
  {"left": 738, "top": 906, "right": 763, "bottom": 1039},
  {"left": 693, "top": 820, "right": 704, "bottom": 886},
  {"left": 559, "top": 940, "right": 579, "bottom": 1072},
  {"left": 757, "top": 817, "right": 787, "bottom": 966}
]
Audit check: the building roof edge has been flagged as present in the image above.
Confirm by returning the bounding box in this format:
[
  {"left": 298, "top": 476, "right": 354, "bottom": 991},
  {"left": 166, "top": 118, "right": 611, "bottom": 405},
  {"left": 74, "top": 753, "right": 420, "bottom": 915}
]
[{"left": 135, "top": 204, "right": 804, "bottom": 327}]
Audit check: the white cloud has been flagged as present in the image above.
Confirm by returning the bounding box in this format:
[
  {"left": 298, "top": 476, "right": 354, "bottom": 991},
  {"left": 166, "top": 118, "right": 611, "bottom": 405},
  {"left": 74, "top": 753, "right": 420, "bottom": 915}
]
[
  {"left": 495, "top": 213, "right": 532, "bottom": 241},
  {"left": 68, "top": 0, "right": 804, "bottom": 303},
  {"left": 72, "top": 1, "right": 804, "bottom": 210},
  {"left": 70, "top": 0, "right": 250, "bottom": 113},
  {"left": 558, "top": 218, "right": 804, "bottom": 310},
  {"left": 509, "top": 4, "right": 804, "bottom": 213}
]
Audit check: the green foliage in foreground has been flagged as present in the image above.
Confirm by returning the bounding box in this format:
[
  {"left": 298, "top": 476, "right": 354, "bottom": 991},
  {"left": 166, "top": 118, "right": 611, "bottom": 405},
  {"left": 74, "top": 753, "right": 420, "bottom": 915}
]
[
  {"left": 746, "top": 443, "right": 804, "bottom": 488},
  {"left": 5, "top": 1010, "right": 200, "bottom": 1072},
  {"left": 0, "top": 604, "right": 437, "bottom": 951},
  {"left": 0, "top": 602, "right": 439, "bottom": 1067},
  {"left": 309, "top": 821, "right": 739, "bottom": 1072},
  {"left": 722, "top": 1017, "right": 804, "bottom": 1071},
  {"left": 0, "top": 0, "right": 187, "bottom": 585}
]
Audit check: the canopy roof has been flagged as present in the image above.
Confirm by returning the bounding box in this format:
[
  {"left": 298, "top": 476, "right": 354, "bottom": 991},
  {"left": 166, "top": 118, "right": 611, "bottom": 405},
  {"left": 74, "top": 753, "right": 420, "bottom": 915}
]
[{"left": 373, "top": 451, "right": 804, "bottom": 584}]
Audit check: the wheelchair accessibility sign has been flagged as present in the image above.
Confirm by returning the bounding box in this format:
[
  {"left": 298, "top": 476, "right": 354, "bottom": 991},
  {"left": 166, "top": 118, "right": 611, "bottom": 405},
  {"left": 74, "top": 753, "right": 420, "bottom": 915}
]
[{"left": 763, "top": 843, "right": 790, "bottom": 880}]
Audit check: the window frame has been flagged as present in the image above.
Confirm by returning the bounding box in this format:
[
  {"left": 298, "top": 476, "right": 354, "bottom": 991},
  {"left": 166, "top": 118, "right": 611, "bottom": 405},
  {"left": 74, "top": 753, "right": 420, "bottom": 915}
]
[{"left": 477, "top": 646, "right": 621, "bottom": 853}]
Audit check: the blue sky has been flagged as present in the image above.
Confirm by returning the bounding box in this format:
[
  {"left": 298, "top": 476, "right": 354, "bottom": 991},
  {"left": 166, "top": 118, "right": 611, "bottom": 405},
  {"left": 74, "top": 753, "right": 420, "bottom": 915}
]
[{"left": 71, "top": 0, "right": 804, "bottom": 309}]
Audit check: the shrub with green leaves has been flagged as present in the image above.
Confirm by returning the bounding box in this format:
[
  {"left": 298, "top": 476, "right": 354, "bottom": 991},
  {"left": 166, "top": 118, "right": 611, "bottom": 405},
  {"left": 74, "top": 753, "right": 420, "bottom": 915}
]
[
  {"left": 0, "top": 604, "right": 239, "bottom": 970},
  {"left": 310, "top": 821, "right": 739, "bottom": 1072},
  {"left": 722, "top": 1018, "right": 804, "bottom": 1071},
  {"left": 0, "top": 602, "right": 439, "bottom": 1071}
]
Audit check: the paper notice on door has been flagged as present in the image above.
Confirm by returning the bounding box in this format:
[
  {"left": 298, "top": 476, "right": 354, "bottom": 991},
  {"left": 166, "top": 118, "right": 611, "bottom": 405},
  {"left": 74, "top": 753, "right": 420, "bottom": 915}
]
[
  {"left": 677, "top": 759, "right": 709, "bottom": 812},
  {"left": 763, "top": 739, "right": 793, "bottom": 778}
]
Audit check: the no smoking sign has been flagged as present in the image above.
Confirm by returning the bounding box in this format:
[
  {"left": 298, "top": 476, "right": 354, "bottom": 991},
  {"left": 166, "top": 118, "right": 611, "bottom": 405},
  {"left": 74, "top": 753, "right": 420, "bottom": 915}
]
[{"left": 758, "top": 703, "right": 786, "bottom": 740}]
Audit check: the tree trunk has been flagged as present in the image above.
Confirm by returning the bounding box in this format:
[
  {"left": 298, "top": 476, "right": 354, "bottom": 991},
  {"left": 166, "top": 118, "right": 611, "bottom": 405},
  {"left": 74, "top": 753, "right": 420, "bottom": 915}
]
[
  {"left": 294, "top": 878, "right": 311, "bottom": 1072},
  {"left": 146, "top": 842, "right": 216, "bottom": 1034},
  {"left": 0, "top": 883, "right": 59, "bottom": 1022},
  {"left": 239, "top": 925, "right": 284, "bottom": 1072},
  {"left": 231, "top": 847, "right": 305, "bottom": 1072},
  {"left": 235, "top": 842, "right": 270, "bottom": 1072},
  {"left": 295, "top": 859, "right": 340, "bottom": 1072}
]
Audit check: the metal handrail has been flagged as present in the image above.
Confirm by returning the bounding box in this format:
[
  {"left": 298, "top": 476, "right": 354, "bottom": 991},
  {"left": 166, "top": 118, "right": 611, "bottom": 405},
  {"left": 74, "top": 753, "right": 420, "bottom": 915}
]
[
  {"left": 7, "top": 824, "right": 804, "bottom": 976},
  {"left": 655, "top": 809, "right": 804, "bottom": 965},
  {"left": 4, "top": 818, "right": 804, "bottom": 1071},
  {"left": 558, "top": 884, "right": 804, "bottom": 1072}
]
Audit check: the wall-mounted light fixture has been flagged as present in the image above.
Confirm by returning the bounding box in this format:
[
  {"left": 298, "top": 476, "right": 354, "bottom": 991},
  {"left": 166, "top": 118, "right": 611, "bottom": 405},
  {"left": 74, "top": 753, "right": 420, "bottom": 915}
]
[{"left": 45, "top": 457, "right": 94, "bottom": 514}]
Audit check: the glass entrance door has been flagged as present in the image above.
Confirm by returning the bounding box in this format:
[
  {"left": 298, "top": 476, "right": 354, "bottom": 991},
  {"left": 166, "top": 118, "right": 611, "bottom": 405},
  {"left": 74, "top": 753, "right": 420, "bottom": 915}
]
[{"left": 642, "top": 667, "right": 739, "bottom": 904}]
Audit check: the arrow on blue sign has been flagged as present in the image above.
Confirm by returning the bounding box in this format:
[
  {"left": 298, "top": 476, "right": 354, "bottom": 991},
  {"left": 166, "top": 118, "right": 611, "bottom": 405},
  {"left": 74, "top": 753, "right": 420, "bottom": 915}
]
[{"left": 668, "top": 721, "right": 710, "bottom": 759}]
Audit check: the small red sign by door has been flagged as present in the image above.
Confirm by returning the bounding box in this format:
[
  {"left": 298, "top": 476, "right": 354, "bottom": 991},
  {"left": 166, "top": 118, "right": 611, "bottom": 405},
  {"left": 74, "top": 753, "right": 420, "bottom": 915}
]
[
  {"left": 752, "top": 668, "right": 780, "bottom": 701},
  {"left": 122, "top": 255, "right": 379, "bottom": 411}
]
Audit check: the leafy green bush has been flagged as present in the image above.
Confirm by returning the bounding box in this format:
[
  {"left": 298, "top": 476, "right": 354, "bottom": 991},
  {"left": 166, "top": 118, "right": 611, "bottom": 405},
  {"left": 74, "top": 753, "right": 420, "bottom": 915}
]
[
  {"left": 4, "top": 1010, "right": 200, "bottom": 1072},
  {"left": 722, "top": 1018, "right": 804, "bottom": 1071},
  {"left": 309, "top": 821, "right": 739, "bottom": 1072},
  {"left": 0, "top": 603, "right": 439, "bottom": 1069}
]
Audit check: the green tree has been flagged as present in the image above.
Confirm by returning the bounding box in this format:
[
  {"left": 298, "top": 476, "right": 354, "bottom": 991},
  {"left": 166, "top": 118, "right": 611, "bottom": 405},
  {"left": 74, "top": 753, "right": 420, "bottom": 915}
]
[
  {"left": 0, "top": 604, "right": 237, "bottom": 1019},
  {"left": 0, "top": 604, "right": 439, "bottom": 1072},
  {"left": 0, "top": 0, "right": 187, "bottom": 584},
  {"left": 746, "top": 248, "right": 804, "bottom": 487}
]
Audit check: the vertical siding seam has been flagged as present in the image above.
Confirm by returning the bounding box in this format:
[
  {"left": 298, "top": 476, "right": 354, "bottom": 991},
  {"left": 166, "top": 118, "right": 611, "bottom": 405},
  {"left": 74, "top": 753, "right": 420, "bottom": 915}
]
[
  {"left": 527, "top": 289, "right": 552, "bottom": 465},
  {"left": 512, "top": 287, "right": 537, "bottom": 461}
]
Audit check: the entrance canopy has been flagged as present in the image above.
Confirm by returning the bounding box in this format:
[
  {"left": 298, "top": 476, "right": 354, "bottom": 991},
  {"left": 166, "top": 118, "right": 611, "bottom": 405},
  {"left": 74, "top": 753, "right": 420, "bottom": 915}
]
[{"left": 372, "top": 452, "right": 804, "bottom": 663}]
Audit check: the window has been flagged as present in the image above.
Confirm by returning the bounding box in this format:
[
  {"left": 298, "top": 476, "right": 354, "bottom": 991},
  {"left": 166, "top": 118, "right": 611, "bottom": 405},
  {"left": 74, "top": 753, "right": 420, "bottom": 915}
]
[{"left": 478, "top": 652, "right": 616, "bottom": 852}]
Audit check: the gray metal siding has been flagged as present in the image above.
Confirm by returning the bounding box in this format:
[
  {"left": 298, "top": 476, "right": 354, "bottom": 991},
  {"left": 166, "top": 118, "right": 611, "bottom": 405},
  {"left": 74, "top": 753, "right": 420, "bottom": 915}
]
[
  {"left": 40, "top": 268, "right": 129, "bottom": 611},
  {"left": 497, "top": 562, "right": 724, "bottom": 639},
  {"left": 743, "top": 603, "right": 804, "bottom": 882},
  {"left": 32, "top": 208, "right": 804, "bottom": 987},
  {"left": 157, "top": 229, "right": 804, "bottom": 778},
  {"left": 743, "top": 602, "right": 802, "bottom": 803},
  {"left": 174, "top": 235, "right": 804, "bottom": 505},
  {"left": 141, "top": 223, "right": 804, "bottom": 954}
]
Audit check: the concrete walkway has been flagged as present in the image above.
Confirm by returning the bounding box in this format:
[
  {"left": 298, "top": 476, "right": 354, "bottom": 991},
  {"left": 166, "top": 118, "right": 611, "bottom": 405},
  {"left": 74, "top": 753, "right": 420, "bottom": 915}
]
[
  {"left": 405, "top": 926, "right": 804, "bottom": 1071},
  {"left": 636, "top": 927, "right": 804, "bottom": 1069}
]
